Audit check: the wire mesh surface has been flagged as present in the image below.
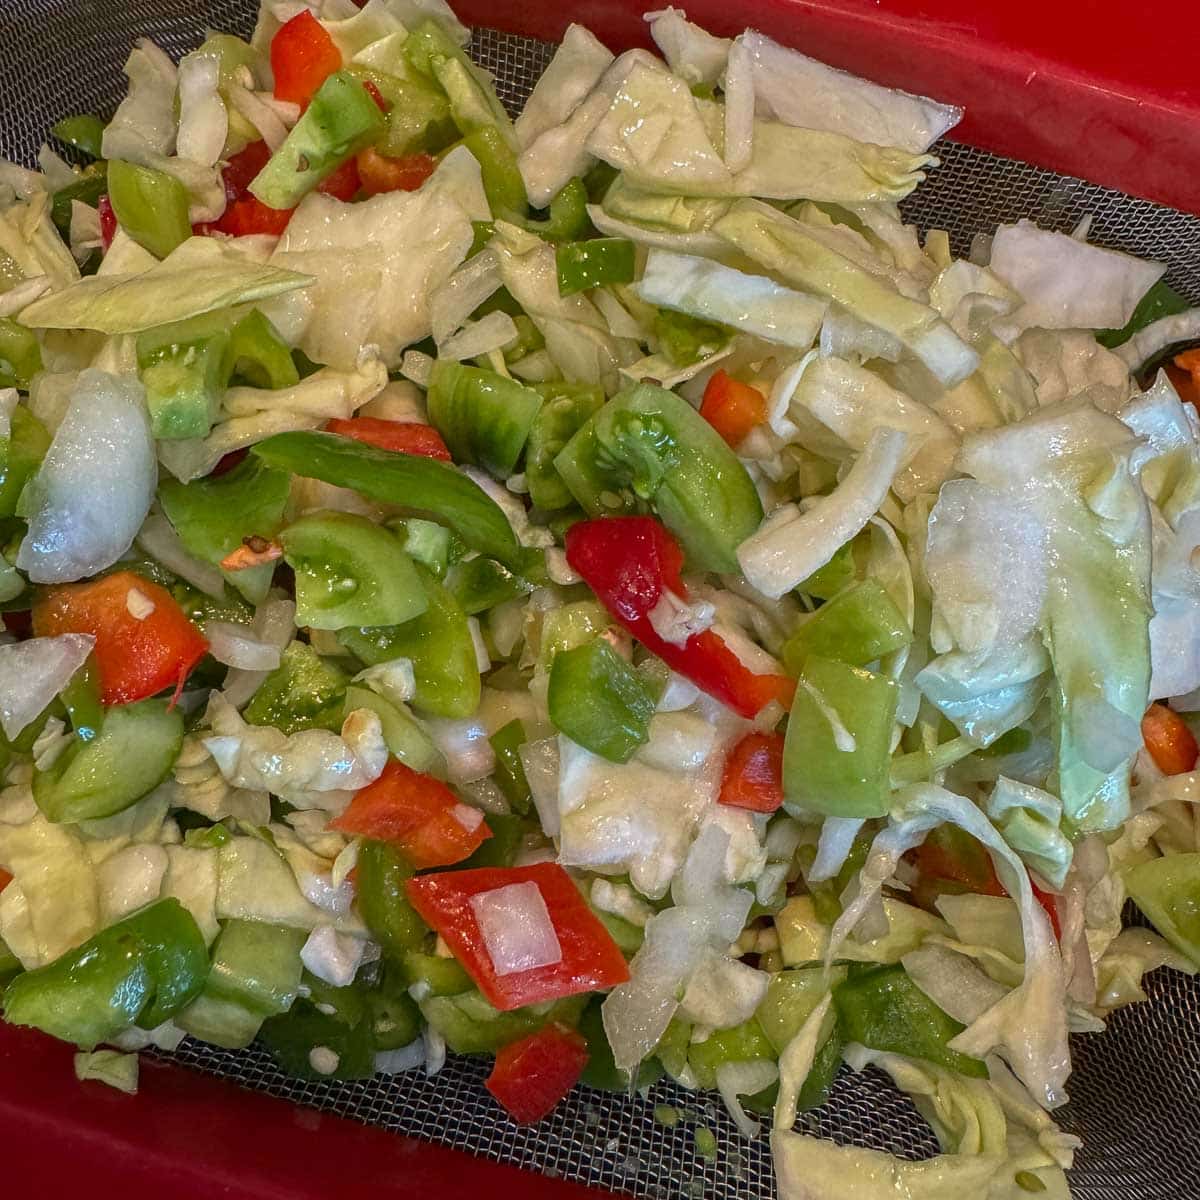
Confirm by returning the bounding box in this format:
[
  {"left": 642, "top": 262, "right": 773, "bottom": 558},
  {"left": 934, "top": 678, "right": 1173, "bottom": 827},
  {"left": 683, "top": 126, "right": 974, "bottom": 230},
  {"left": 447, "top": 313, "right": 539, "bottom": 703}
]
[{"left": 3, "top": 5, "right": 1200, "bottom": 1198}]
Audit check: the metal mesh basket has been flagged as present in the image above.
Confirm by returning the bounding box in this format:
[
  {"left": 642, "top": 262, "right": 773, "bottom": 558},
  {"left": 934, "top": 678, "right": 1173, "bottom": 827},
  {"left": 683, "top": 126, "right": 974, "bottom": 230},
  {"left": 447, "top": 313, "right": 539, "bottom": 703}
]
[{"left": 2, "top": 4, "right": 1199, "bottom": 1197}]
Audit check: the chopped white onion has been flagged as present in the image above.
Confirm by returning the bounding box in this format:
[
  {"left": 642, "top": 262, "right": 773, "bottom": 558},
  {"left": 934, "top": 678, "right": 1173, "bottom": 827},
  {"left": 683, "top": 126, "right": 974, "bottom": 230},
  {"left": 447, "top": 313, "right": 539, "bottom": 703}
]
[
  {"left": 466, "top": 616, "right": 491, "bottom": 673},
  {"left": 425, "top": 716, "right": 495, "bottom": 785},
  {"left": 0, "top": 633, "right": 94, "bottom": 740},
  {"left": 438, "top": 311, "right": 519, "bottom": 362},
  {"left": 430, "top": 249, "right": 503, "bottom": 344},
  {"left": 519, "top": 737, "right": 561, "bottom": 838},
  {"left": 375, "top": 1039, "right": 425, "bottom": 1075},
  {"left": 716, "top": 1059, "right": 779, "bottom": 1138},
  {"left": 470, "top": 880, "right": 563, "bottom": 976},
  {"left": 136, "top": 513, "right": 226, "bottom": 598},
  {"left": 205, "top": 620, "right": 283, "bottom": 672},
  {"left": 227, "top": 84, "right": 291, "bottom": 151},
  {"left": 300, "top": 925, "right": 366, "bottom": 988},
  {"left": 451, "top": 802, "right": 486, "bottom": 833},
  {"left": 400, "top": 350, "right": 434, "bottom": 387},
  {"left": 423, "top": 1026, "right": 447, "bottom": 1077}
]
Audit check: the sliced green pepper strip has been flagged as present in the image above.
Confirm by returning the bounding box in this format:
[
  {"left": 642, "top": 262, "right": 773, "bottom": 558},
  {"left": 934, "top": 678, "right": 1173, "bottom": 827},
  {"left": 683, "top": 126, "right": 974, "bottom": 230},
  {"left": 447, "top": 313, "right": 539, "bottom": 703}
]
[
  {"left": 460, "top": 811, "right": 526, "bottom": 869},
  {"left": 782, "top": 655, "right": 898, "bottom": 819},
  {"left": 687, "top": 1017, "right": 775, "bottom": 1091},
  {"left": 51, "top": 114, "right": 106, "bottom": 159},
  {"left": 556, "top": 238, "right": 636, "bottom": 297},
  {"left": 258, "top": 996, "right": 376, "bottom": 1080},
  {"left": 1124, "top": 852, "right": 1200, "bottom": 965},
  {"left": 400, "top": 950, "right": 472, "bottom": 997},
  {"left": 548, "top": 637, "right": 655, "bottom": 763},
  {"left": 2, "top": 899, "right": 208, "bottom": 1048},
  {"left": 159, "top": 456, "right": 291, "bottom": 605},
  {"left": 250, "top": 70, "right": 385, "bottom": 210},
  {"left": 381, "top": 78, "right": 458, "bottom": 157},
  {"left": 579, "top": 994, "right": 662, "bottom": 1091},
  {"left": 0, "top": 317, "right": 44, "bottom": 391},
  {"left": 338, "top": 565, "right": 480, "bottom": 719},
  {"left": 782, "top": 579, "right": 912, "bottom": 671},
  {"left": 136, "top": 313, "right": 232, "bottom": 440},
  {"left": 343, "top": 685, "right": 444, "bottom": 775},
  {"left": 49, "top": 162, "right": 108, "bottom": 236},
  {"left": 227, "top": 309, "right": 299, "bottom": 390},
  {"left": 243, "top": 642, "right": 349, "bottom": 736},
  {"left": 107, "top": 160, "right": 192, "bottom": 259},
  {"left": 427, "top": 361, "right": 543, "bottom": 479},
  {"left": 654, "top": 308, "right": 729, "bottom": 367},
  {"left": 60, "top": 656, "right": 104, "bottom": 743},
  {"left": 834, "top": 962, "right": 988, "bottom": 1078},
  {"left": 419, "top": 988, "right": 587, "bottom": 1054},
  {"left": 462, "top": 125, "right": 528, "bottom": 218},
  {"left": 516, "top": 178, "right": 590, "bottom": 243},
  {"left": 356, "top": 840, "right": 428, "bottom": 958},
  {"left": 488, "top": 718, "right": 531, "bottom": 813},
  {"left": 0, "top": 405, "right": 52, "bottom": 518},
  {"left": 525, "top": 382, "right": 604, "bottom": 511},
  {"left": 555, "top": 382, "right": 763, "bottom": 573},
  {"left": 367, "top": 963, "right": 424, "bottom": 1049},
  {"left": 445, "top": 555, "right": 532, "bottom": 615},
  {"left": 796, "top": 539, "right": 857, "bottom": 600},
  {"left": 252, "top": 431, "right": 525, "bottom": 570},
  {"left": 281, "top": 511, "right": 428, "bottom": 631},
  {"left": 32, "top": 699, "right": 184, "bottom": 824}
]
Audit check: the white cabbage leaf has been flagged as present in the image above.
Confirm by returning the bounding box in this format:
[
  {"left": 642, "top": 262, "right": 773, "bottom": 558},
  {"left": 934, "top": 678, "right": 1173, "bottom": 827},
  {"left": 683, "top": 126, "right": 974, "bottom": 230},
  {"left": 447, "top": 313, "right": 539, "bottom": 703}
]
[{"left": 514, "top": 23, "right": 614, "bottom": 149}]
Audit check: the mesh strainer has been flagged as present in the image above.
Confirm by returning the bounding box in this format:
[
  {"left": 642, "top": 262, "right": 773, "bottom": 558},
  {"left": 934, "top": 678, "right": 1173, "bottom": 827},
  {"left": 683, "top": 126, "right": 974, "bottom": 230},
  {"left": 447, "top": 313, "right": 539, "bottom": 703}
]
[{"left": 1, "top": 5, "right": 1198, "bottom": 1198}]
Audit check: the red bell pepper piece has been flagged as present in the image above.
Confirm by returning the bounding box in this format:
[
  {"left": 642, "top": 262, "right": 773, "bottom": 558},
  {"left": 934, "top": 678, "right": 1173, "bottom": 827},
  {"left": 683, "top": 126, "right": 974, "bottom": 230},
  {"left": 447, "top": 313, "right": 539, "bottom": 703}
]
[
  {"left": 485, "top": 1025, "right": 589, "bottom": 1124},
  {"left": 331, "top": 759, "right": 490, "bottom": 870},
  {"left": 361, "top": 80, "right": 389, "bottom": 112},
  {"left": 405, "top": 862, "right": 630, "bottom": 1011},
  {"left": 719, "top": 732, "right": 785, "bottom": 813},
  {"left": 700, "top": 370, "right": 767, "bottom": 448},
  {"left": 33, "top": 571, "right": 209, "bottom": 706},
  {"left": 317, "top": 155, "right": 362, "bottom": 202},
  {"left": 0, "top": 868, "right": 12, "bottom": 893},
  {"left": 1169, "top": 349, "right": 1200, "bottom": 412},
  {"left": 271, "top": 10, "right": 342, "bottom": 107},
  {"left": 355, "top": 148, "right": 437, "bottom": 196},
  {"left": 97, "top": 195, "right": 116, "bottom": 251},
  {"left": 324, "top": 418, "right": 452, "bottom": 460},
  {"left": 1141, "top": 702, "right": 1199, "bottom": 776},
  {"left": 564, "top": 516, "right": 795, "bottom": 718}
]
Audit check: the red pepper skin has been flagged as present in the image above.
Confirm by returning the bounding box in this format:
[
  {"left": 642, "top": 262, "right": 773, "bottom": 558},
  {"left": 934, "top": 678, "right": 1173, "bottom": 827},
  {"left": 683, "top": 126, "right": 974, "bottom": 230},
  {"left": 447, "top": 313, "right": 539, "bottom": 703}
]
[
  {"left": 719, "top": 732, "right": 785, "bottom": 812},
  {"left": 0, "top": 868, "right": 12, "bottom": 893},
  {"left": 361, "top": 80, "right": 389, "bottom": 112},
  {"left": 317, "top": 155, "right": 362, "bottom": 202},
  {"left": 700, "top": 370, "right": 767, "bottom": 448},
  {"left": 33, "top": 572, "right": 209, "bottom": 706},
  {"left": 564, "top": 516, "right": 794, "bottom": 718},
  {"left": 324, "top": 418, "right": 452, "bottom": 460},
  {"left": 356, "top": 148, "right": 437, "bottom": 196},
  {"left": 485, "top": 1025, "right": 589, "bottom": 1124},
  {"left": 405, "top": 863, "right": 630, "bottom": 1012},
  {"left": 97, "top": 195, "right": 116, "bottom": 251},
  {"left": 271, "top": 11, "right": 342, "bottom": 107},
  {"left": 1141, "top": 703, "right": 1199, "bottom": 776},
  {"left": 330, "top": 760, "right": 490, "bottom": 869}
]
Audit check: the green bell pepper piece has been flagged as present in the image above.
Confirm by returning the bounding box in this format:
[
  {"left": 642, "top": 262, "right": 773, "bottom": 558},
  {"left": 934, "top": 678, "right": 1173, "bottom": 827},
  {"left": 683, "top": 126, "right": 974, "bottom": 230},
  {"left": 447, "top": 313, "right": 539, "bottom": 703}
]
[
  {"left": 0, "top": 405, "right": 51, "bottom": 518},
  {"left": 356, "top": 840, "right": 428, "bottom": 958},
  {"left": 445, "top": 555, "right": 532, "bottom": 615},
  {"left": 258, "top": 996, "right": 376, "bottom": 1080},
  {"left": 2, "top": 899, "right": 207, "bottom": 1048},
  {"left": 488, "top": 718, "right": 531, "bottom": 813},
  {"left": 51, "top": 114, "right": 106, "bottom": 159},
  {"left": 243, "top": 641, "right": 349, "bottom": 736},
  {"left": 0, "top": 318, "right": 44, "bottom": 391},
  {"left": 653, "top": 1015, "right": 691, "bottom": 1082},
  {"left": 49, "top": 162, "right": 108, "bottom": 237},
  {"left": 578, "top": 994, "right": 662, "bottom": 1091},
  {"left": 525, "top": 382, "right": 604, "bottom": 511},
  {"left": 372, "top": 75, "right": 457, "bottom": 158},
  {"left": 556, "top": 239, "right": 636, "bottom": 297},
  {"left": 343, "top": 685, "right": 443, "bottom": 775},
  {"left": 338, "top": 565, "right": 480, "bottom": 719},
  {"left": 1096, "top": 280, "right": 1190, "bottom": 351},
  {"left": 537, "top": 600, "right": 613, "bottom": 674},
  {"left": 250, "top": 70, "right": 384, "bottom": 210},
  {"left": 516, "top": 178, "right": 590, "bottom": 243},
  {"left": 60, "top": 656, "right": 103, "bottom": 742},
  {"left": 1124, "top": 853, "right": 1200, "bottom": 966},
  {"left": 136, "top": 313, "right": 232, "bottom": 440},
  {"left": 427, "top": 361, "right": 542, "bottom": 479},
  {"left": 687, "top": 1017, "right": 775, "bottom": 1091},
  {"left": 548, "top": 637, "right": 655, "bottom": 763},
  {"left": 796, "top": 539, "right": 858, "bottom": 600},
  {"left": 398, "top": 517, "right": 458, "bottom": 578},
  {"left": 367, "top": 963, "right": 424, "bottom": 1049},
  {"left": 177, "top": 919, "right": 307, "bottom": 1048},
  {"left": 833, "top": 962, "right": 988, "bottom": 1078},
  {"left": 462, "top": 125, "right": 528, "bottom": 218},
  {"left": 252, "top": 431, "right": 525, "bottom": 570},
  {"left": 107, "top": 160, "right": 191, "bottom": 259},
  {"left": 654, "top": 309, "right": 729, "bottom": 367},
  {"left": 0, "top": 934, "right": 21, "bottom": 984},
  {"left": 782, "top": 579, "right": 912, "bottom": 671},
  {"left": 459, "top": 811, "right": 526, "bottom": 869},
  {"left": 757, "top": 966, "right": 847, "bottom": 1053},
  {"left": 798, "top": 1028, "right": 844, "bottom": 1112},
  {"left": 783, "top": 655, "right": 899, "bottom": 819},
  {"left": 419, "top": 989, "right": 587, "bottom": 1055},
  {"left": 555, "top": 382, "right": 763, "bottom": 573},
  {"left": 281, "top": 511, "right": 428, "bottom": 632},
  {"left": 159, "top": 456, "right": 291, "bottom": 606},
  {"left": 227, "top": 309, "right": 299, "bottom": 390},
  {"left": 400, "top": 950, "right": 472, "bottom": 997},
  {"left": 32, "top": 699, "right": 183, "bottom": 824}
]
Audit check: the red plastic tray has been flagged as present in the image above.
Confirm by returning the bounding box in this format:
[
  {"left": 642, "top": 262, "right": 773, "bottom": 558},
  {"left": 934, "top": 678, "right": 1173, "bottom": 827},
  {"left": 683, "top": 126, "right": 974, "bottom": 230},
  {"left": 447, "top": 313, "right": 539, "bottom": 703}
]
[{"left": 6, "top": 0, "right": 1199, "bottom": 1193}]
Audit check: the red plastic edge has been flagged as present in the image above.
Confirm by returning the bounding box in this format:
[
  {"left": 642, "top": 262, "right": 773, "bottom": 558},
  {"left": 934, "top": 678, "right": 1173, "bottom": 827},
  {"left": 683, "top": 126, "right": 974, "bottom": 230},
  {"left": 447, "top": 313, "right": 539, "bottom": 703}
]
[
  {"left": 0, "top": 1024, "right": 607, "bottom": 1198},
  {"left": 456, "top": 0, "right": 1200, "bottom": 215}
]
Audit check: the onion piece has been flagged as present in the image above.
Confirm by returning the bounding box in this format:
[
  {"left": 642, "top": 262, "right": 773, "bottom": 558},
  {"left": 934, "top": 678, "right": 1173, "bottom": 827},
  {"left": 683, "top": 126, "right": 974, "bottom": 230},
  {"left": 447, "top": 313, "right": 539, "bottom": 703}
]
[
  {"left": 470, "top": 880, "right": 563, "bottom": 976},
  {"left": 375, "top": 1039, "right": 425, "bottom": 1075},
  {"left": 137, "top": 512, "right": 225, "bottom": 598},
  {"left": 227, "top": 84, "right": 290, "bottom": 151},
  {"left": 204, "top": 620, "right": 283, "bottom": 671},
  {"left": 716, "top": 1059, "right": 778, "bottom": 1137},
  {"left": 425, "top": 716, "right": 495, "bottom": 785},
  {"left": 430, "top": 250, "right": 503, "bottom": 344},
  {"left": 0, "top": 633, "right": 94, "bottom": 740},
  {"left": 438, "top": 311, "right": 518, "bottom": 362},
  {"left": 450, "top": 802, "right": 486, "bottom": 833},
  {"left": 519, "top": 737, "right": 561, "bottom": 837}
]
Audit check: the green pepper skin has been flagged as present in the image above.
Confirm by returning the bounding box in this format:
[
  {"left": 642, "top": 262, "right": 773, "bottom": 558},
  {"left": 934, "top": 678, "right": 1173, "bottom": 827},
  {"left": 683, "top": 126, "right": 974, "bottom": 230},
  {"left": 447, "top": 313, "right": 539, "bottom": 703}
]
[
  {"left": 0, "top": 406, "right": 51, "bottom": 518},
  {"left": 555, "top": 382, "right": 763, "bottom": 573},
  {"left": 258, "top": 997, "right": 376, "bottom": 1080},
  {"left": 249, "top": 70, "right": 384, "bottom": 210},
  {"left": 33, "top": 699, "right": 183, "bottom": 824},
  {"left": 400, "top": 950, "right": 472, "bottom": 997},
  {"left": 339, "top": 565, "right": 480, "bottom": 719},
  {"left": 1124, "top": 852, "right": 1200, "bottom": 966},
  {"left": 578, "top": 995, "right": 661, "bottom": 1091},
  {"left": 0, "top": 318, "right": 45, "bottom": 392},
  {"left": 367, "top": 964, "right": 424, "bottom": 1049},
  {"left": 556, "top": 238, "right": 636, "bottom": 297},
  {"left": 419, "top": 989, "right": 587, "bottom": 1055},
  {"left": 49, "top": 162, "right": 108, "bottom": 238},
  {"left": 136, "top": 314, "right": 232, "bottom": 440},
  {"left": 51, "top": 114, "right": 106, "bottom": 159},
  {"left": 2, "top": 899, "right": 208, "bottom": 1048},
  {"left": 834, "top": 963, "right": 988, "bottom": 1078},
  {"left": 517, "top": 178, "right": 590, "bottom": 243},
  {"left": 687, "top": 1018, "right": 776, "bottom": 1090},
  {"left": 445, "top": 555, "right": 532, "bottom": 615},
  {"left": 548, "top": 637, "right": 655, "bottom": 763},
  {"left": 227, "top": 309, "right": 299, "bottom": 390},
  {"left": 525, "top": 383, "right": 604, "bottom": 511},
  {"left": 281, "top": 511, "right": 428, "bottom": 631},
  {"left": 356, "top": 841, "right": 428, "bottom": 959},
  {"left": 252, "top": 431, "right": 525, "bottom": 570},
  {"left": 243, "top": 642, "right": 349, "bottom": 736},
  {"left": 462, "top": 126, "right": 528, "bottom": 218},
  {"left": 107, "top": 161, "right": 192, "bottom": 259},
  {"left": 488, "top": 719, "right": 531, "bottom": 813},
  {"left": 782, "top": 579, "right": 912, "bottom": 671},
  {"left": 782, "top": 655, "right": 899, "bottom": 819},
  {"left": 427, "top": 361, "right": 543, "bottom": 479}
]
